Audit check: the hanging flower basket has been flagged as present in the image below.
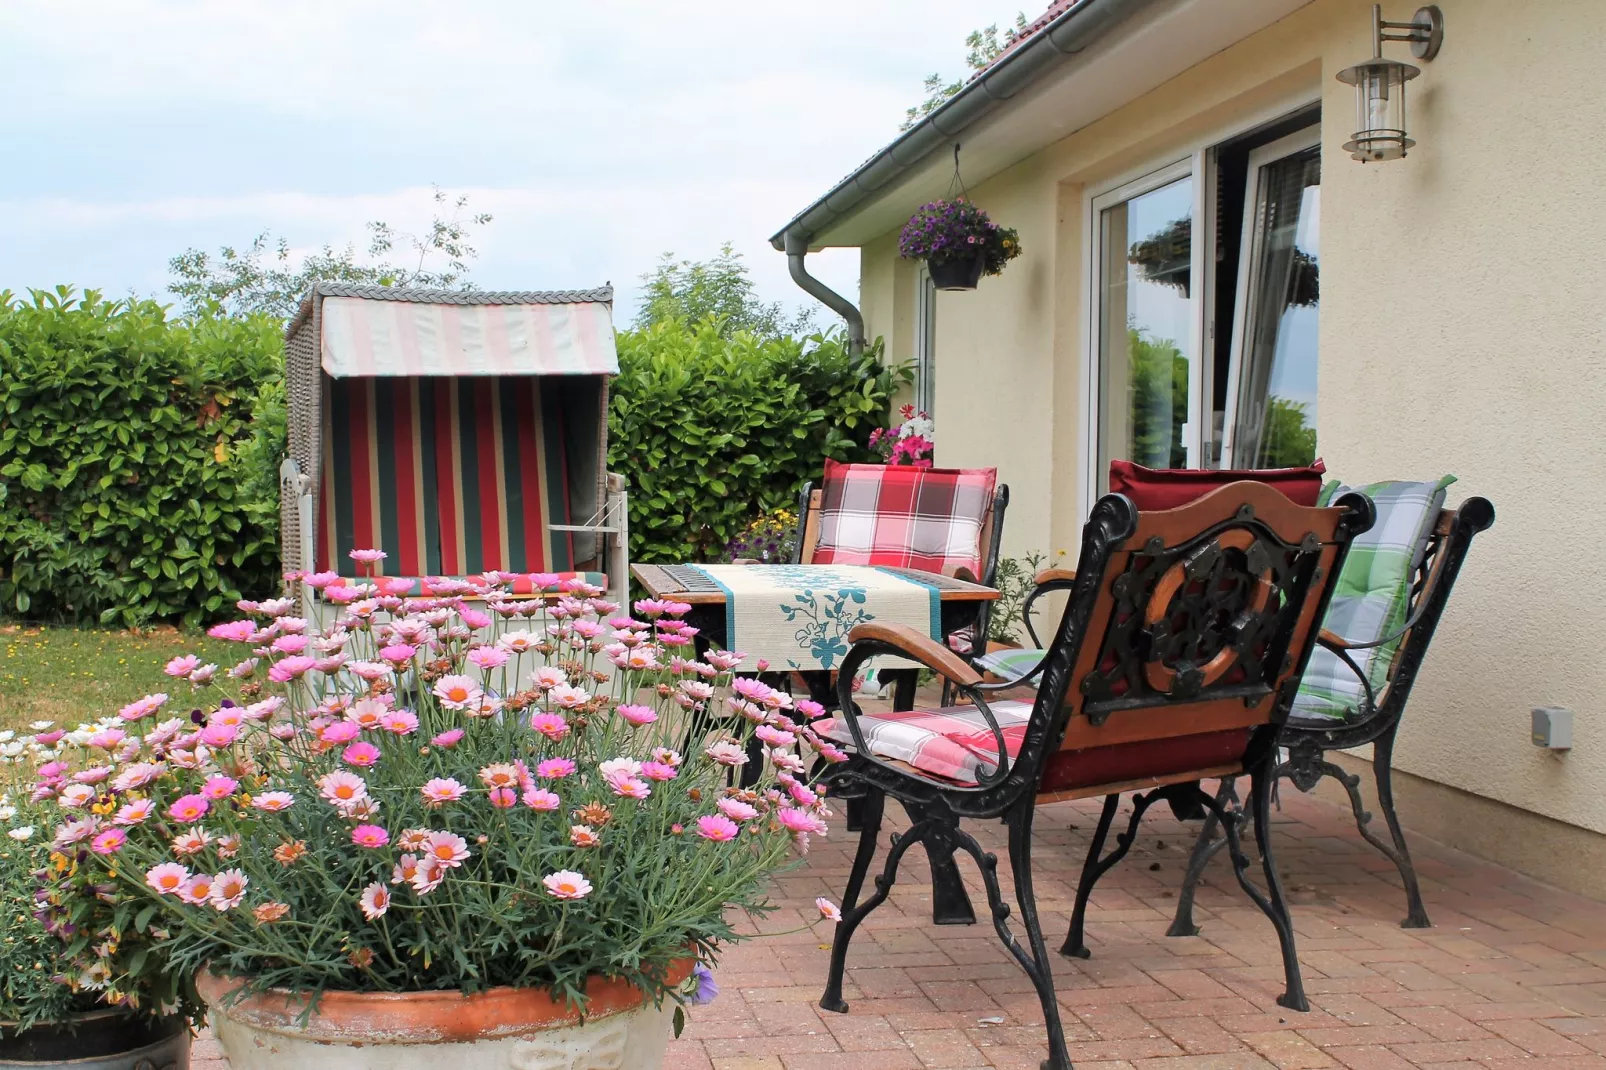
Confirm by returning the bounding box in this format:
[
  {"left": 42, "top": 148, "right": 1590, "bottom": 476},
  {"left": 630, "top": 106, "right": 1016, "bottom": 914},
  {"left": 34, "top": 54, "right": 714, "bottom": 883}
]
[{"left": 898, "top": 198, "right": 1021, "bottom": 291}]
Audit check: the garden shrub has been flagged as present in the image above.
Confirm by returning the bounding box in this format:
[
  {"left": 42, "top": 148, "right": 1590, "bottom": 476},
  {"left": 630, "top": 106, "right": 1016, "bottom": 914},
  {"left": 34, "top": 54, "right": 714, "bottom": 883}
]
[
  {"left": 0, "top": 288, "right": 284, "bottom": 627},
  {"left": 610, "top": 317, "right": 908, "bottom": 563}
]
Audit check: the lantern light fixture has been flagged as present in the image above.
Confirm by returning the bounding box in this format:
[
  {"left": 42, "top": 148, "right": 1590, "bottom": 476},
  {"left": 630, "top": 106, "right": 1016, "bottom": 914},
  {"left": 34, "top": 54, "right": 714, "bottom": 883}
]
[{"left": 1336, "top": 4, "right": 1444, "bottom": 162}]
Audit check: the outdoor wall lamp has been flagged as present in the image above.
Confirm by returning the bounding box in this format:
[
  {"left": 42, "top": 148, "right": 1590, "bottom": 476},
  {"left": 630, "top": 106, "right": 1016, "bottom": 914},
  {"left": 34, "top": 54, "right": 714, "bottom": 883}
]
[{"left": 1336, "top": 4, "right": 1444, "bottom": 162}]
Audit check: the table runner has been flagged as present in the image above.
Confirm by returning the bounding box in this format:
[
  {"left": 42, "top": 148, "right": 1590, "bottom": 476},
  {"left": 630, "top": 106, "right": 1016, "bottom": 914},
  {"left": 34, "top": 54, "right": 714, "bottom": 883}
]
[{"left": 687, "top": 564, "right": 941, "bottom": 671}]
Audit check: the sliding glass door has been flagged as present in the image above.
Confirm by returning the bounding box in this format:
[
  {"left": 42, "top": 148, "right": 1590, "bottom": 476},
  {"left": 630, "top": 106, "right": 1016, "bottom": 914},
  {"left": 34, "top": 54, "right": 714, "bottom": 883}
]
[
  {"left": 1093, "top": 164, "right": 1201, "bottom": 489},
  {"left": 1223, "top": 129, "right": 1321, "bottom": 469}
]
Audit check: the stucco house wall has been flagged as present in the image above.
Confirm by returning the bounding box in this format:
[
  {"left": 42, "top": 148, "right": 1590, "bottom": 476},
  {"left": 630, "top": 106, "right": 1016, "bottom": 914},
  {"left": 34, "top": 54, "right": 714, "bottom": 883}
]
[{"left": 855, "top": 0, "right": 1606, "bottom": 892}]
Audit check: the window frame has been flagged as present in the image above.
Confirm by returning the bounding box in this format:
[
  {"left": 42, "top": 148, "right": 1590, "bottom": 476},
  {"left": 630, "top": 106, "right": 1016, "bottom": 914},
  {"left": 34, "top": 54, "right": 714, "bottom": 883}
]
[
  {"left": 914, "top": 264, "right": 937, "bottom": 417},
  {"left": 1219, "top": 125, "right": 1323, "bottom": 469},
  {"left": 1076, "top": 96, "right": 1323, "bottom": 521}
]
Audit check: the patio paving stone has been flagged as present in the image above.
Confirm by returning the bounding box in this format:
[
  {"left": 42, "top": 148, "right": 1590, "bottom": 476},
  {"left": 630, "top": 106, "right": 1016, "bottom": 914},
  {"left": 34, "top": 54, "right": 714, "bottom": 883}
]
[{"left": 189, "top": 785, "right": 1606, "bottom": 1069}]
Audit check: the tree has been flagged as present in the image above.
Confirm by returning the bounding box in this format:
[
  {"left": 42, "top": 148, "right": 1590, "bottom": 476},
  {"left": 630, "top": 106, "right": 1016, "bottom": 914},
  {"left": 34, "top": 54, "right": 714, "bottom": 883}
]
[
  {"left": 901, "top": 15, "right": 1030, "bottom": 131},
  {"left": 633, "top": 243, "right": 816, "bottom": 340},
  {"left": 167, "top": 186, "right": 492, "bottom": 321}
]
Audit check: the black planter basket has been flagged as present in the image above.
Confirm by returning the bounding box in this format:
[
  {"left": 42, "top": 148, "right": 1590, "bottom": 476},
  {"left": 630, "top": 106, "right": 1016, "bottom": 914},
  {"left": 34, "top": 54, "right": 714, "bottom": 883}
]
[
  {"left": 0, "top": 1011, "right": 189, "bottom": 1068},
  {"left": 928, "top": 253, "right": 986, "bottom": 291}
]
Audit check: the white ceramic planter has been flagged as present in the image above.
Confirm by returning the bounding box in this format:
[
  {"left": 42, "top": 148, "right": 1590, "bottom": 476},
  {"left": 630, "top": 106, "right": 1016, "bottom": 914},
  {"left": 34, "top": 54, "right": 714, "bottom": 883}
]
[{"left": 197, "top": 969, "right": 680, "bottom": 1070}]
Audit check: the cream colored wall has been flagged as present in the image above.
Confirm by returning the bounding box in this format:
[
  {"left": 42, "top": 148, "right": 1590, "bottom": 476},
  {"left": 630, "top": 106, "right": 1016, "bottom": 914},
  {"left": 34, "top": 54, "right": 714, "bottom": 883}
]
[{"left": 857, "top": 0, "right": 1606, "bottom": 837}]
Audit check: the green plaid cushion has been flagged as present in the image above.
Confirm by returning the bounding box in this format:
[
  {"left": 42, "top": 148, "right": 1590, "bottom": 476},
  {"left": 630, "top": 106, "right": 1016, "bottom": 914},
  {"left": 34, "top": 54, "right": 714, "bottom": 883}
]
[
  {"left": 1291, "top": 476, "right": 1455, "bottom": 722},
  {"left": 974, "top": 645, "right": 1048, "bottom": 682}
]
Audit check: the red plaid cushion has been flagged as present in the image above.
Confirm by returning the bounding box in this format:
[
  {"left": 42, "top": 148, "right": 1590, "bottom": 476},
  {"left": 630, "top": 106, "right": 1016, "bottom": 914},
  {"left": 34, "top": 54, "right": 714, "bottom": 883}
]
[
  {"left": 811, "top": 459, "right": 996, "bottom": 578},
  {"left": 820, "top": 701, "right": 1033, "bottom": 783}
]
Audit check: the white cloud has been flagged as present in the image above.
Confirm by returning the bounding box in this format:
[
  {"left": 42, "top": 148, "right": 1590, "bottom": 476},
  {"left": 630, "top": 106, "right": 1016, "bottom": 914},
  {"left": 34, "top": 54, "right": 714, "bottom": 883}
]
[{"left": 0, "top": 0, "right": 1030, "bottom": 320}]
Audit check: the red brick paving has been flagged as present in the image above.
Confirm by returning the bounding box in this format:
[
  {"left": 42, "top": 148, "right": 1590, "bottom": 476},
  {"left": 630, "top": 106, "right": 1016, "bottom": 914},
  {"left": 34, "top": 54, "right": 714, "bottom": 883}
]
[{"left": 190, "top": 787, "right": 1606, "bottom": 1068}]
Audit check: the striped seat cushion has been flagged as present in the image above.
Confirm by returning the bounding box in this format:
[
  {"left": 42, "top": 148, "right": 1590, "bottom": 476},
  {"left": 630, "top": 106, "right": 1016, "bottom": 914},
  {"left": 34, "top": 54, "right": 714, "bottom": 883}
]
[{"left": 317, "top": 377, "right": 580, "bottom": 575}]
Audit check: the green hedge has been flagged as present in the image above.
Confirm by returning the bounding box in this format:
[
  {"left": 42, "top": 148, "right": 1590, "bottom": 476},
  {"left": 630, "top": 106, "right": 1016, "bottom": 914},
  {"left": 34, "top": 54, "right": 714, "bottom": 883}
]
[
  {"left": 609, "top": 318, "right": 907, "bottom": 563},
  {"left": 0, "top": 288, "right": 284, "bottom": 627}
]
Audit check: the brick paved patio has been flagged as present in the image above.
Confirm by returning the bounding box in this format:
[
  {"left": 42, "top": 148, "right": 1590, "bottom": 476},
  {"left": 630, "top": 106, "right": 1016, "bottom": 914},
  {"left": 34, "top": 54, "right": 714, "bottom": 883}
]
[{"left": 192, "top": 785, "right": 1606, "bottom": 1069}]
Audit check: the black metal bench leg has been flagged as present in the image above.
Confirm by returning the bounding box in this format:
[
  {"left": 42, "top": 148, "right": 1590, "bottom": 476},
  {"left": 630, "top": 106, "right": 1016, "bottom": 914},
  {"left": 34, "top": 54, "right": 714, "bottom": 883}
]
[
  {"left": 947, "top": 800, "right": 1071, "bottom": 1070},
  {"left": 1204, "top": 763, "right": 1308, "bottom": 1012},
  {"left": 900, "top": 800, "right": 976, "bottom": 925},
  {"left": 1167, "top": 778, "right": 1236, "bottom": 938},
  {"left": 1372, "top": 728, "right": 1431, "bottom": 929},
  {"left": 1061, "top": 791, "right": 1159, "bottom": 959},
  {"left": 823, "top": 789, "right": 918, "bottom": 1015}
]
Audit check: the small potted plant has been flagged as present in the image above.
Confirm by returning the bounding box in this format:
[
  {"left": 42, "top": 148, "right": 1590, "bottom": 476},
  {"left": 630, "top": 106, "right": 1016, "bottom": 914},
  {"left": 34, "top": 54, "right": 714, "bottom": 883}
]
[
  {"left": 0, "top": 732, "right": 194, "bottom": 1069},
  {"left": 867, "top": 405, "right": 934, "bottom": 467},
  {"left": 898, "top": 198, "right": 1021, "bottom": 291},
  {"left": 41, "top": 556, "right": 844, "bottom": 1070}
]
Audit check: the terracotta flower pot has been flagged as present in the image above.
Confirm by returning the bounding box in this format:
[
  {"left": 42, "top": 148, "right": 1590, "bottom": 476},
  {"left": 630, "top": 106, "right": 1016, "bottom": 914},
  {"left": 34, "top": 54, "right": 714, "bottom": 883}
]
[
  {"left": 196, "top": 962, "right": 691, "bottom": 1070},
  {"left": 0, "top": 1010, "right": 190, "bottom": 1069},
  {"left": 927, "top": 252, "right": 986, "bottom": 291}
]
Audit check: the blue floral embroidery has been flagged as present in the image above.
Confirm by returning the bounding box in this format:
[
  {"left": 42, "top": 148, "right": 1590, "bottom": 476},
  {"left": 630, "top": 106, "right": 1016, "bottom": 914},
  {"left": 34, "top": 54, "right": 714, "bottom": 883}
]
[{"left": 766, "top": 566, "right": 878, "bottom": 670}]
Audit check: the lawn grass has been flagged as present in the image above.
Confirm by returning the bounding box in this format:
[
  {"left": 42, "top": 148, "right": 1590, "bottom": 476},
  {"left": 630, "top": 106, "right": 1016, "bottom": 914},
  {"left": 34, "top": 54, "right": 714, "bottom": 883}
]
[{"left": 0, "top": 623, "right": 239, "bottom": 731}]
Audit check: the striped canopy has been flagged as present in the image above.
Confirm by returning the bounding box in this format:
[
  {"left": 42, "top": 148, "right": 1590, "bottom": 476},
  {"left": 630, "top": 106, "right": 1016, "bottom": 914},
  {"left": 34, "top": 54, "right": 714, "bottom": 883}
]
[{"left": 307, "top": 284, "right": 618, "bottom": 378}]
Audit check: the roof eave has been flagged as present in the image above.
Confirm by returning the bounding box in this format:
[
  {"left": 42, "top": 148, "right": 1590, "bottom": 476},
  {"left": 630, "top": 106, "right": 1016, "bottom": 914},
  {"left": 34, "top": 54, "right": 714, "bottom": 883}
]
[{"left": 769, "top": 0, "right": 1155, "bottom": 251}]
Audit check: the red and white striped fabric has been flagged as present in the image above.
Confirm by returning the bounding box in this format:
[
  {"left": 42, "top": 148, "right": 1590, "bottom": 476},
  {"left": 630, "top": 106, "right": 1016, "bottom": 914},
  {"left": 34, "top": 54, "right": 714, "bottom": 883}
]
[
  {"left": 810, "top": 459, "right": 996, "bottom": 578},
  {"left": 820, "top": 701, "right": 1033, "bottom": 784},
  {"left": 319, "top": 295, "right": 618, "bottom": 378}
]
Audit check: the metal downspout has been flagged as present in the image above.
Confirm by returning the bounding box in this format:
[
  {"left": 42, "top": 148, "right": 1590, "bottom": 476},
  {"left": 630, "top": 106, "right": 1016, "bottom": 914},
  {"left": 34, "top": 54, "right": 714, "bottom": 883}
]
[{"left": 784, "top": 230, "right": 865, "bottom": 357}]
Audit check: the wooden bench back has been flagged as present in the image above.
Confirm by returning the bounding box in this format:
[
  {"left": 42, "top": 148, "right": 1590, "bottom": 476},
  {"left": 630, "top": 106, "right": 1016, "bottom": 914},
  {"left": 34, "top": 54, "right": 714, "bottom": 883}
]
[{"left": 1016, "top": 482, "right": 1373, "bottom": 802}]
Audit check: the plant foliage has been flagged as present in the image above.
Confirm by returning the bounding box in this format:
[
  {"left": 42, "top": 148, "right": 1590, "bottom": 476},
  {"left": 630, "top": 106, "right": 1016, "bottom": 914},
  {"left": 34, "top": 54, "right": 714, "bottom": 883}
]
[
  {"left": 0, "top": 288, "right": 284, "bottom": 628},
  {"left": 634, "top": 244, "right": 815, "bottom": 341},
  {"left": 898, "top": 199, "right": 1021, "bottom": 275},
  {"left": 167, "top": 187, "right": 492, "bottom": 321},
  {"left": 33, "top": 579, "right": 841, "bottom": 1005},
  {"left": 609, "top": 319, "right": 909, "bottom": 563},
  {"left": 901, "top": 15, "right": 1030, "bottom": 131}
]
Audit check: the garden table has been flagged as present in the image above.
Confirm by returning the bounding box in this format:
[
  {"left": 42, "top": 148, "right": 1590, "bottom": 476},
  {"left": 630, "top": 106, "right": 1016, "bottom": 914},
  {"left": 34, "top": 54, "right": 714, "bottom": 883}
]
[{"left": 630, "top": 562, "right": 997, "bottom": 684}]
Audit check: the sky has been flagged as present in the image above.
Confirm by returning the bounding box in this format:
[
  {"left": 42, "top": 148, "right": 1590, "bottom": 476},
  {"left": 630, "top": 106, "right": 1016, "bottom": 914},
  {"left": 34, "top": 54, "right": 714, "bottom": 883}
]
[{"left": 0, "top": 0, "right": 1029, "bottom": 324}]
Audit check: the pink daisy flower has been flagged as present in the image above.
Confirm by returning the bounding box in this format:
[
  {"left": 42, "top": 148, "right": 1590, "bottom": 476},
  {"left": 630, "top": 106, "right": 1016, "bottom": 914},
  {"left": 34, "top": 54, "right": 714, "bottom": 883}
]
[
  {"left": 170, "top": 829, "right": 212, "bottom": 856},
  {"left": 342, "top": 741, "right": 382, "bottom": 768},
  {"left": 252, "top": 791, "right": 295, "bottom": 812},
  {"left": 816, "top": 897, "right": 842, "bottom": 922},
  {"left": 208, "top": 620, "right": 257, "bottom": 641},
  {"left": 549, "top": 684, "right": 590, "bottom": 710},
  {"left": 145, "top": 862, "right": 190, "bottom": 896},
  {"left": 432, "top": 675, "right": 483, "bottom": 710},
  {"left": 536, "top": 757, "right": 576, "bottom": 779},
  {"left": 210, "top": 869, "right": 249, "bottom": 911},
  {"left": 528, "top": 712, "right": 570, "bottom": 741},
  {"left": 522, "top": 788, "right": 561, "bottom": 811},
  {"left": 610, "top": 777, "right": 651, "bottom": 800},
  {"left": 199, "top": 723, "right": 240, "bottom": 749},
  {"left": 167, "top": 794, "right": 210, "bottom": 823},
  {"left": 420, "top": 778, "right": 467, "bottom": 805},
  {"left": 424, "top": 830, "right": 471, "bottom": 868},
  {"left": 616, "top": 704, "right": 658, "bottom": 727},
  {"left": 717, "top": 798, "right": 759, "bottom": 822},
  {"left": 542, "top": 870, "right": 593, "bottom": 900},
  {"left": 320, "top": 721, "right": 360, "bottom": 745},
  {"left": 640, "top": 761, "right": 678, "bottom": 782},
  {"left": 379, "top": 642, "right": 416, "bottom": 665},
  {"left": 478, "top": 764, "right": 522, "bottom": 790},
  {"left": 777, "top": 807, "right": 828, "bottom": 837},
  {"left": 430, "top": 728, "right": 465, "bottom": 749},
  {"left": 351, "top": 824, "right": 390, "bottom": 849},
  {"left": 111, "top": 763, "right": 160, "bottom": 793},
  {"left": 268, "top": 656, "right": 317, "bottom": 683},
  {"left": 118, "top": 693, "right": 169, "bottom": 722},
  {"left": 114, "top": 799, "right": 154, "bottom": 826},
  {"left": 379, "top": 710, "right": 420, "bottom": 736},
  {"left": 360, "top": 881, "right": 391, "bottom": 920},
  {"left": 164, "top": 654, "right": 201, "bottom": 677},
  {"left": 271, "top": 634, "right": 310, "bottom": 655},
  {"left": 695, "top": 815, "right": 741, "bottom": 842},
  {"left": 90, "top": 828, "right": 127, "bottom": 855},
  {"left": 318, "top": 770, "right": 369, "bottom": 808},
  {"left": 201, "top": 775, "right": 240, "bottom": 800},
  {"left": 178, "top": 873, "right": 216, "bottom": 906},
  {"left": 466, "top": 646, "right": 510, "bottom": 670},
  {"left": 704, "top": 741, "right": 748, "bottom": 767},
  {"left": 349, "top": 548, "right": 387, "bottom": 565}
]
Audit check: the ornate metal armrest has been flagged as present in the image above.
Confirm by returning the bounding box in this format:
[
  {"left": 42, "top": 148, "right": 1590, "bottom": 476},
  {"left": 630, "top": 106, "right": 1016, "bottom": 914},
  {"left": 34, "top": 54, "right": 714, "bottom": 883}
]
[
  {"left": 834, "top": 623, "right": 1009, "bottom": 789},
  {"left": 1023, "top": 569, "right": 1078, "bottom": 649},
  {"left": 1314, "top": 632, "right": 1378, "bottom": 720}
]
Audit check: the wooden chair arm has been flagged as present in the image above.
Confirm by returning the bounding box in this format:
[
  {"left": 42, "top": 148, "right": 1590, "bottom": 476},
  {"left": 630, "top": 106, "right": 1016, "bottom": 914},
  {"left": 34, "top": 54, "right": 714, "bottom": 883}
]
[
  {"left": 1033, "top": 567, "right": 1077, "bottom": 586},
  {"left": 846, "top": 621, "right": 982, "bottom": 688}
]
